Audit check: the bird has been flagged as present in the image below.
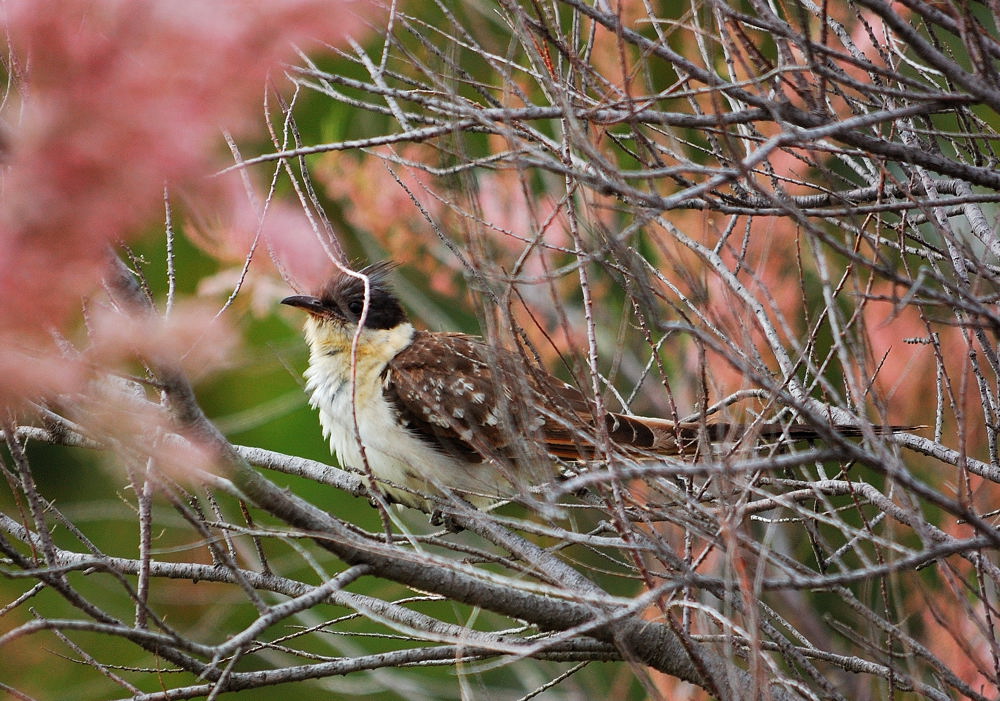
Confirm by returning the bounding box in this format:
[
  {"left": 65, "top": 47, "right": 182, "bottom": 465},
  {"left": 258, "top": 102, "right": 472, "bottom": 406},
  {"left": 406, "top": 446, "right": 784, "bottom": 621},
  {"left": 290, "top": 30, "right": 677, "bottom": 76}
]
[{"left": 282, "top": 262, "right": 912, "bottom": 515}]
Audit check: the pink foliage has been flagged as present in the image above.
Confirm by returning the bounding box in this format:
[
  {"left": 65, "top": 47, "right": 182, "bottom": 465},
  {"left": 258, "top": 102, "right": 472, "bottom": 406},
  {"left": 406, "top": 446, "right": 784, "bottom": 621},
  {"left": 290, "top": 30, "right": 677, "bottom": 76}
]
[
  {"left": 72, "top": 375, "right": 221, "bottom": 481},
  {"left": 317, "top": 146, "right": 446, "bottom": 264},
  {"left": 185, "top": 174, "right": 336, "bottom": 301},
  {"left": 87, "top": 300, "right": 238, "bottom": 381},
  {"left": 0, "top": 0, "right": 370, "bottom": 404}
]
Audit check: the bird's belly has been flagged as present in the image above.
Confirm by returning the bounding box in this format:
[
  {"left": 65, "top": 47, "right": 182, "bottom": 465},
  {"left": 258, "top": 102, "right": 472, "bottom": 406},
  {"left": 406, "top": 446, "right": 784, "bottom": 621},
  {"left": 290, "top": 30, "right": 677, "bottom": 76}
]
[{"left": 308, "top": 373, "right": 502, "bottom": 510}]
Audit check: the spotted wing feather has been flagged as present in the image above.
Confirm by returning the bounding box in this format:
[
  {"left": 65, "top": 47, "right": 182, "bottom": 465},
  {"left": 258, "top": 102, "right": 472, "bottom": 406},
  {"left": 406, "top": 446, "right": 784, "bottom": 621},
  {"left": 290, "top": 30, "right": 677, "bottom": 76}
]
[{"left": 383, "top": 331, "right": 599, "bottom": 463}]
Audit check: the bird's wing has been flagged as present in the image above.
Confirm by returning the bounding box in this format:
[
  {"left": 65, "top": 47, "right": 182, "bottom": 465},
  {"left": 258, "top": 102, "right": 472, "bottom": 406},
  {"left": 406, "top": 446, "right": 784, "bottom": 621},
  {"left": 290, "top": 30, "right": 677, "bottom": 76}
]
[{"left": 382, "top": 330, "right": 600, "bottom": 463}]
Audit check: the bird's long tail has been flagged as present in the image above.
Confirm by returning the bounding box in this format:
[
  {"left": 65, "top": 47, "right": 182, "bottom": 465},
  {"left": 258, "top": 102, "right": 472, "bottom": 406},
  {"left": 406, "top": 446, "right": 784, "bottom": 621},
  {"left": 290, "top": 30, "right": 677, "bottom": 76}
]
[{"left": 601, "top": 413, "right": 919, "bottom": 456}]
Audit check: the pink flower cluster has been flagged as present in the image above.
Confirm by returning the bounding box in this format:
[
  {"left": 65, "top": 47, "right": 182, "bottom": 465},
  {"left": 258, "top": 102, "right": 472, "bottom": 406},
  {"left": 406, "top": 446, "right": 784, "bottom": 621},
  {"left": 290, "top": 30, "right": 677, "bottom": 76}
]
[{"left": 0, "top": 0, "right": 369, "bottom": 404}]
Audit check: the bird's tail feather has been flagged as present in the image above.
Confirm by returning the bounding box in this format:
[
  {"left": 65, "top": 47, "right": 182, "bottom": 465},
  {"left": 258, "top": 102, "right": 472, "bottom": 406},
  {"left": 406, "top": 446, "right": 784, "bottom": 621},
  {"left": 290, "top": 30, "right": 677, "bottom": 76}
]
[{"left": 547, "top": 413, "right": 920, "bottom": 458}]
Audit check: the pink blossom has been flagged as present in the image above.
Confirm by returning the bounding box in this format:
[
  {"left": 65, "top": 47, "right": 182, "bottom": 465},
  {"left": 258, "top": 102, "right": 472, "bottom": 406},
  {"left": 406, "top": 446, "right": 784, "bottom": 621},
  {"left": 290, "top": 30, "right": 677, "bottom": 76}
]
[
  {"left": 187, "top": 174, "right": 337, "bottom": 291},
  {"left": 0, "top": 0, "right": 372, "bottom": 403},
  {"left": 71, "top": 375, "right": 222, "bottom": 481},
  {"left": 87, "top": 300, "right": 238, "bottom": 381}
]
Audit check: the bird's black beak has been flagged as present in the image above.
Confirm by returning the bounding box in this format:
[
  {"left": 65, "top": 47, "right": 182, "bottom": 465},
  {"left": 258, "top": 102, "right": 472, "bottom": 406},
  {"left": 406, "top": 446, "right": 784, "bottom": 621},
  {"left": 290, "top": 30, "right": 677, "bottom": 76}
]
[{"left": 281, "top": 295, "right": 328, "bottom": 315}]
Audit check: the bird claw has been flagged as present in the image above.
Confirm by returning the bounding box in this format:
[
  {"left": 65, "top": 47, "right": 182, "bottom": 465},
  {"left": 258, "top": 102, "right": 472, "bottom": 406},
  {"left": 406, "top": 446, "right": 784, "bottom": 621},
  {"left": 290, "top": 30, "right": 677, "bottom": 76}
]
[{"left": 430, "top": 509, "right": 464, "bottom": 532}]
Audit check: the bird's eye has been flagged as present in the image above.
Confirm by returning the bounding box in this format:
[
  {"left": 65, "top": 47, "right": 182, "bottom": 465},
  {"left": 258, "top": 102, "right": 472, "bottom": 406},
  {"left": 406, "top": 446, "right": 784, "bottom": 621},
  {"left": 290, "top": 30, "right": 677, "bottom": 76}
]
[{"left": 347, "top": 299, "right": 364, "bottom": 316}]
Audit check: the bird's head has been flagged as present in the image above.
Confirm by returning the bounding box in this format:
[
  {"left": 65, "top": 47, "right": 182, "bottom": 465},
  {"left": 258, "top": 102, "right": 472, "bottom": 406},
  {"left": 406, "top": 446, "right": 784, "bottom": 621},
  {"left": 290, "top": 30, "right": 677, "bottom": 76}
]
[
  {"left": 282, "top": 262, "right": 411, "bottom": 360},
  {"left": 281, "top": 262, "right": 406, "bottom": 330}
]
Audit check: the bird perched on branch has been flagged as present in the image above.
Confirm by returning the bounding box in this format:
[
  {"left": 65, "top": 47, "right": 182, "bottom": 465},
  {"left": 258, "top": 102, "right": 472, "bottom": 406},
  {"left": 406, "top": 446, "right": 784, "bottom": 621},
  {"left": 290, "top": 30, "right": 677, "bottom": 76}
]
[{"left": 283, "top": 262, "right": 911, "bottom": 514}]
